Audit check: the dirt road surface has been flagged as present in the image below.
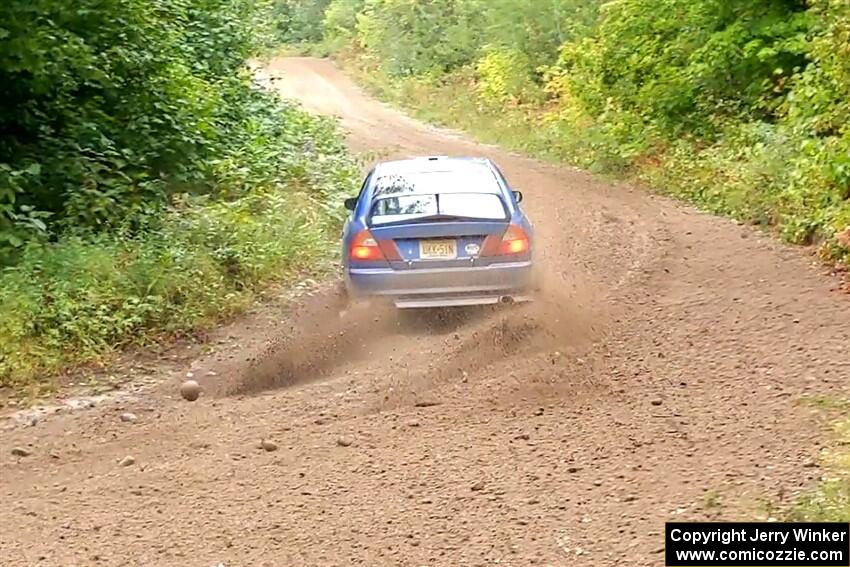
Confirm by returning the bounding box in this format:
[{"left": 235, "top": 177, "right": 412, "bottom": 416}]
[{"left": 2, "top": 57, "right": 849, "bottom": 567}]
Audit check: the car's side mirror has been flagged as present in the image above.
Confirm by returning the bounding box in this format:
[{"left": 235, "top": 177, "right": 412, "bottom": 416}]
[
  {"left": 344, "top": 197, "right": 358, "bottom": 211},
  {"left": 512, "top": 190, "right": 523, "bottom": 203}
]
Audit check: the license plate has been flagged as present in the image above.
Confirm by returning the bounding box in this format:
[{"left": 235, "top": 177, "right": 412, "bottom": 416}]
[{"left": 419, "top": 239, "right": 457, "bottom": 259}]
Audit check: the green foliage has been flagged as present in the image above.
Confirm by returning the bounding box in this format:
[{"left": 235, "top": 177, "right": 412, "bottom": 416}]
[
  {"left": 543, "top": 0, "right": 848, "bottom": 254},
  {"left": 474, "top": 0, "right": 601, "bottom": 72},
  {"left": 274, "top": 0, "right": 333, "bottom": 44},
  {"left": 791, "top": 480, "right": 850, "bottom": 521},
  {"left": 553, "top": 0, "right": 811, "bottom": 137},
  {"left": 0, "top": 99, "right": 357, "bottom": 389},
  {"left": 276, "top": 0, "right": 849, "bottom": 262},
  {"left": 0, "top": 0, "right": 360, "bottom": 387},
  {"left": 0, "top": 0, "right": 279, "bottom": 262},
  {"left": 475, "top": 48, "right": 539, "bottom": 106},
  {"left": 322, "top": 0, "right": 366, "bottom": 49},
  {"left": 355, "top": 0, "right": 483, "bottom": 77}
]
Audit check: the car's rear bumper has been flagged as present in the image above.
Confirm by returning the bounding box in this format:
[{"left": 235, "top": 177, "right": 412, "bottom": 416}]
[{"left": 346, "top": 261, "right": 533, "bottom": 308}]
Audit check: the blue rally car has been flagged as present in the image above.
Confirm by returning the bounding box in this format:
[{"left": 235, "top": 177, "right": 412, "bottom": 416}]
[{"left": 341, "top": 156, "right": 534, "bottom": 309}]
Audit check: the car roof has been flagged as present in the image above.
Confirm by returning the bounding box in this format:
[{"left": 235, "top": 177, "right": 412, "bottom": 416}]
[
  {"left": 373, "top": 156, "right": 492, "bottom": 174},
  {"left": 371, "top": 157, "right": 502, "bottom": 195}
]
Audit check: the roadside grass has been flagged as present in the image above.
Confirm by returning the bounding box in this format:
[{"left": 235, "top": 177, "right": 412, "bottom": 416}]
[
  {"left": 694, "top": 397, "right": 850, "bottom": 523},
  {"left": 799, "top": 395, "right": 850, "bottom": 411},
  {"left": 0, "top": 187, "right": 349, "bottom": 395},
  {"left": 702, "top": 489, "right": 724, "bottom": 513},
  {"left": 789, "top": 406, "right": 850, "bottom": 521}
]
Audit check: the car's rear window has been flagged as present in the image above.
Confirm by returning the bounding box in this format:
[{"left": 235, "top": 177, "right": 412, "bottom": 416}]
[
  {"left": 369, "top": 192, "right": 508, "bottom": 225},
  {"left": 373, "top": 166, "right": 500, "bottom": 197}
]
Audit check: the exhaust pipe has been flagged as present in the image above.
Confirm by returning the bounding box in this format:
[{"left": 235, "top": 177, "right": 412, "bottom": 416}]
[{"left": 500, "top": 296, "right": 514, "bottom": 304}]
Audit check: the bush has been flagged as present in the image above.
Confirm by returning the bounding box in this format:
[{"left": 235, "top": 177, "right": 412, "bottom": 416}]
[
  {"left": 0, "top": 0, "right": 280, "bottom": 262},
  {"left": 0, "top": 98, "right": 358, "bottom": 389},
  {"left": 0, "top": 185, "right": 344, "bottom": 389},
  {"left": 322, "top": 0, "right": 366, "bottom": 50},
  {"left": 274, "top": 0, "right": 333, "bottom": 44},
  {"left": 0, "top": 0, "right": 362, "bottom": 388},
  {"left": 475, "top": 48, "right": 539, "bottom": 106},
  {"left": 355, "top": 0, "right": 482, "bottom": 77}
]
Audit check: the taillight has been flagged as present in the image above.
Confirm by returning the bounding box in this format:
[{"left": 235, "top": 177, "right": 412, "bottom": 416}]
[
  {"left": 482, "top": 224, "right": 530, "bottom": 256},
  {"left": 349, "top": 230, "right": 401, "bottom": 261},
  {"left": 350, "top": 230, "right": 384, "bottom": 261},
  {"left": 500, "top": 225, "right": 530, "bottom": 255}
]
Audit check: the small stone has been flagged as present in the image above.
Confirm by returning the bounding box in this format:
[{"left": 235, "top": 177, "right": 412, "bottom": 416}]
[
  {"left": 119, "top": 456, "right": 135, "bottom": 467},
  {"left": 119, "top": 412, "right": 137, "bottom": 423},
  {"left": 180, "top": 380, "right": 201, "bottom": 402},
  {"left": 406, "top": 419, "right": 420, "bottom": 428},
  {"left": 260, "top": 440, "right": 278, "bottom": 452},
  {"left": 650, "top": 399, "right": 663, "bottom": 406},
  {"left": 471, "top": 481, "right": 485, "bottom": 492},
  {"left": 336, "top": 436, "right": 353, "bottom": 447},
  {"left": 567, "top": 466, "right": 581, "bottom": 473},
  {"left": 515, "top": 433, "right": 530, "bottom": 441},
  {"left": 11, "top": 447, "right": 31, "bottom": 457}
]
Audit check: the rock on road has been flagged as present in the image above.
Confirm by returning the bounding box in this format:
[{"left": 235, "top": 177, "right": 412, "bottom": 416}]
[{"left": 1, "top": 57, "right": 848, "bottom": 566}]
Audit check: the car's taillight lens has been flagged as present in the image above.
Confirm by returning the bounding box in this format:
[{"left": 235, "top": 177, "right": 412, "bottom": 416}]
[
  {"left": 500, "top": 225, "right": 530, "bottom": 255},
  {"left": 351, "top": 230, "right": 384, "bottom": 261},
  {"left": 350, "top": 230, "right": 401, "bottom": 261},
  {"left": 482, "top": 224, "right": 530, "bottom": 256}
]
